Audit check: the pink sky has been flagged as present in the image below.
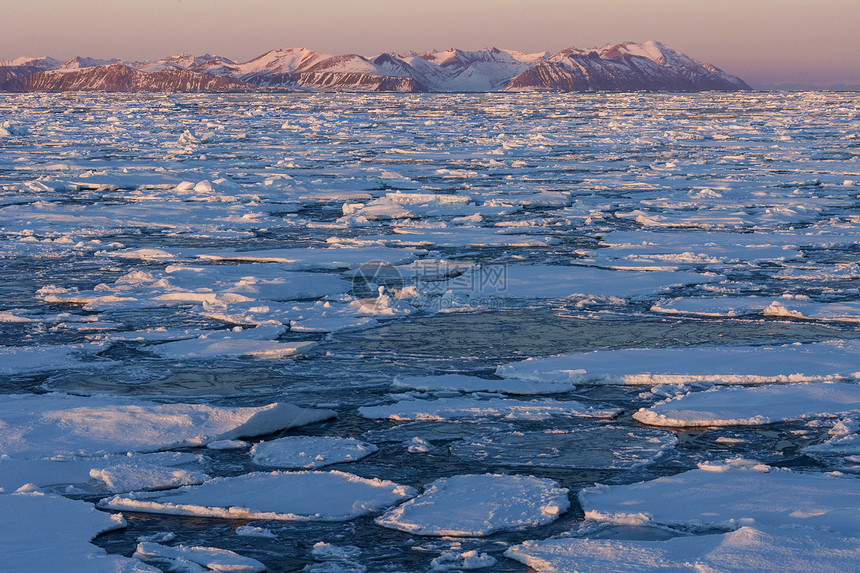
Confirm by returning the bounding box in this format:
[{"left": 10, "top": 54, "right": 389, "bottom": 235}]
[{"left": 3, "top": 0, "right": 859, "bottom": 88}]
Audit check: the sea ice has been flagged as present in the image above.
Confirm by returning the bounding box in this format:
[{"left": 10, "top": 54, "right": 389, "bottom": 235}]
[
  {"left": 375, "top": 473, "right": 569, "bottom": 536},
  {"left": 506, "top": 525, "right": 860, "bottom": 573},
  {"left": 497, "top": 340, "right": 860, "bottom": 385},
  {"left": 358, "top": 396, "right": 620, "bottom": 421},
  {"left": 134, "top": 542, "right": 265, "bottom": 573},
  {"left": 0, "top": 394, "right": 335, "bottom": 458},
  {"left": 0, "top": 344, "right": 111, "bottom": 374},
  {"left": 0, "top": 491, "right": 157, "bottom": 572},
  {"left": 804, "top": 417, "right": 860, "bottom": 456},
  {"left": 634, "top": 382, "right": 860, "bottom": 427},
  {"left": 250, "top": 436, "right": 378, "bottom": 469},
  {"left": 0, "top": 451, "right": 202, "bottom": 493},
  {"left": 236, "top": 525, "right": 277, "bottom": 538},
  {"left": 147, "top": 322, "right": 316, "bottom": 359},
  {"left": 100, "top": 470, "right": 417, "bottom": 521},
  {"left": 90, "top": 464, "right": 209, "bottom": 493},
  {"left": 578, "top": 458, "right": 860, "bottom": 533},
  {"left": 430, "top": 549, "right": 497, "bottom": 570}
]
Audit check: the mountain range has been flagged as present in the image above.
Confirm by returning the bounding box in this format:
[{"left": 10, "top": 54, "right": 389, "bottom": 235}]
[{"left": 0, "top": 41, "right": 750, "bottom": 93}]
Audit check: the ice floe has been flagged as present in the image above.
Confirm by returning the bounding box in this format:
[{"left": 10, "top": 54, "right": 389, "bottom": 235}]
[
  {"left": 99, "top": 470, "right": 416, "bottom": 521},
  {"left": 0, "top": 344, "right": 111, "bottom": 375},
  {"left": 90, "top": 463, "right": 209, "bottom": 493},
  {"left": 506, "top": 525, "right": 860, "bottom": 573},
  {"left": 0, "top": 393, "right": 335, "bottom": 458},
  {"left": 0, "top": 451, "right": 203, "bottom": 494},
  {"left": 578, "top": 458, "right": 860, "bottom": 533},
  {"left": 497, "top": 340, "right": 860, "bottom": 385},
  {"left": 804, "top": 417, "right": 860, "bottom": 456},
  {"left": 507, "top": 458, "right": 860, "bottom": 571},
  {"left": 359, "top": 396, "right": 620, "bottom": 421},
  {"left": 134, "top": 542, "right": 265, "bottom": 573},
  {"left": 634, "top": 382, "right": 860, "bottom": 427},
  {"left": 430, "top": 549, "right": 497, "bottom": 570},
  {"left": 375, "top": 473, "right": 569, "bottom": 536},
  {"left": 250, "top": 436, "right": 378, "bottom": 469},
  {"left": 0, "top": 491, "right": 157, "bottom": 572},
  {"left": 148, "top": 325, "right": 316, "bottom": 359},
  {"left": 653, "top": 295, "right": 860, "bottom": 323}
]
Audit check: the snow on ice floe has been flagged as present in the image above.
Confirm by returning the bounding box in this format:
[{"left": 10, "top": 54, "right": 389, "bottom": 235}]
[
  {"left": 653, "top": 295, "right": 860, "bottom": 323},
  {"left": 634, "top": 382, "right": 860, "bottom": 427},
  {"left": 393, "top": 374, "right": 576, "bottom": 395},
  {"left": 0, "top": 491, "right": 157, "bottom": 572},
  {"left": 236, "top": 525, "right": 277, "bottom": 538},
  {"left": 506, "top": 459, "right": 860, "bottom": 571},
  {"left": 430, "top": 549, "right": 497, "bottom": 571},
  {"left": 375, "top": 473, "right": 569, "bottom": 536},
  {"left": 358, "top": 396, "right": 620, "bottom": 422},
  {"left": 0, "top": 393, "right": 335, "bottom": 459},
  {"left": 804, "top": 418, "right": 860, "bottom": 457},
  {"left": 147, "top": 324, "right": 316, "bottom": 359},
  {"left": 450, "top": 426, "right": 677, "bottom": 469},
  {"left": 505, "top": 525, "right": 860, "bottom": 573},
  {"left": 250, "top": 436, "right": 378, "bottom": 469},
  {"left": 134, "top": 542, "right": 265, "bottom": 573},
  {"left": 89, "top": 463, "right": 209, "bottom": 493},
  {"left": 99, "top": 470, "right": 416, "bottom": 521},
  {"left": 0, "top": 451, "right": 204, "bottom": 494},
  {"left": 195, "top": 245, "right": 420, "bottom": 268},
  {"left": 578, "top": 458, "right": 860, "bottom": 533},
  {"left": 497, "top": 340, "right": 860, "bottom": 385},
  {"left": 0, "top": 344, "right": 111, "bottom": 375},
  {"left": 307, "top": 541, "right": 365, "bottom": 573}
]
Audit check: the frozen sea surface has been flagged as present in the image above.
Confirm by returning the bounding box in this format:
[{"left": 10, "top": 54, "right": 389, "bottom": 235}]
[{"left": 1, "top": 91, "right": 859, "bottom": 571}]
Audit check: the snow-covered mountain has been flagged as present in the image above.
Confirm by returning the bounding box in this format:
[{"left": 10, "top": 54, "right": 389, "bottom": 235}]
[
  {"left": 507, "top": 41, "right": 748, "bottom": 91},
  {"left": 19, "top": 63, "right": 252, "bottom": 92},
  {"left": 0, "top": 42, "right": 750, "bottom": 92}
]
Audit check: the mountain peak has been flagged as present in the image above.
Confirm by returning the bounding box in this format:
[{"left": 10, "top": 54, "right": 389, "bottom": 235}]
[{"left": 1, "top": 42, "right": 750, "bottom": 93}]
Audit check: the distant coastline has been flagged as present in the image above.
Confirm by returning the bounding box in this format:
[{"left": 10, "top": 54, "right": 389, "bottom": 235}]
[{"left": 0, "top": 41, "right": 750, "bottom": 93}]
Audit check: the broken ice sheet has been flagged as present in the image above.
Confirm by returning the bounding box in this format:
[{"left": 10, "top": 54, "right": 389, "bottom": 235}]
[
  {"left": 358, "top": 395, "right": 620, "bottom": 422},
  {"left": 134, "top": 542, "right": 265, "bottom": 573},
  {"left": 505, "top": 525, "right": 860, "bottom": 573},
  {"left": 0, "top": 451, "right": 204, "bottom": 494},
  {"left": 497, "top": 339, "right": 860, "bottom": 385},
  {"left": 376, "top": 473, "right": 569, "bottom": 536},
  {"left": 0, "top": 344, "right": 113, "bottom": 375},
  {"left": 89, "top": 464, "right": 209, "bottom": 494},
  {"left": 0, "top": 393, "right": 335, "bottom": 459},
  {"left": 146, "top": 323, "right": 317, "bottom": 359},
  {"left": 0, "top": 491, "right": 157, "bottom": 572},
  {"left": 578, "top": 458, "right": 860, "bottom": 533},
  {"left": 634, "top": 382, "right": 860, "bottom": 427},
  {"left": 804, "top": 417, "right": 860, "bottom": 456},
  {"left": 653, "top": 295, "right": 860, "bottom": 323},
  {"left": 449, "top": 426, "right": 677, "bottom": 469},
  {"left": 250, "top": 436, "right": 378, "bottom": 469},
  {"left": 99, "top": 470, "right": 416, "bottom": 521},
  {"left": 507, "top": 458, "right": 860, "bottom": 572}
]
